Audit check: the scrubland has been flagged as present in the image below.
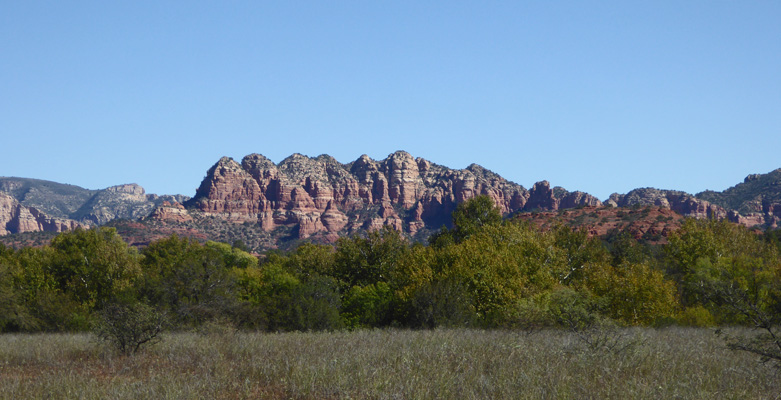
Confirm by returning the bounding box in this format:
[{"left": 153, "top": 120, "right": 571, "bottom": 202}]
[{"left": 1, "top": 327, "right": 778, "bottom": 399}]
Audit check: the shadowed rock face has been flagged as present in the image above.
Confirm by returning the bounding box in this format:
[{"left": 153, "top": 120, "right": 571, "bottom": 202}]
[{"left": 185, "top": 151, "right": 602, "bottom": 239}]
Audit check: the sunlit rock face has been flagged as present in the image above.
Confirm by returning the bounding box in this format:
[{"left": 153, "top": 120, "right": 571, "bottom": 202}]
[
  {"left": 185, "top": 151, "right": 602, "bottom": 239},
  {"left": 0, "top": 193, "right": 84, "bottom": 235}
]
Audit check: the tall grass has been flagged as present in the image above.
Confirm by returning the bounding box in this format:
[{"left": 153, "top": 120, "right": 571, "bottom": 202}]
[{"left": 0, "top": 327, "right": 778, "bottom": 399}]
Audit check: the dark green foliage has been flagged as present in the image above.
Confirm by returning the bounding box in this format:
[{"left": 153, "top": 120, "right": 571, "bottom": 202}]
[
  {"left": 428, "top": 195, "right": 503, "bottom": 248},
  {"left": 547, "top": 288, "right": 606, "bottom": 331},
  {"left": 605, "top": 231, "right": 651, "bottom": 266},
  {"left": 292, "top": 275, "right": 344, "bottom": 331},
  {"left": 285, "top": 243, "right": 336, "bottom": 277},
  {"left": 234, "top": 243, "right": 342, "bottom": 331},
  {"left": 450, "top": 195, "right": 503, "bottom": 243},
  {"left": 764, "top": 228, "right": 781, "bottom": 254},
  {"left": 333, "top": 226, "right": 409, "bottom": 288},
  {"left": 231, "top": 239, "right": 250, "bottom": 253},
  {"left": 248, "top": 268, "right": 343, "bottom": 332},
  {"left": 341, "top": 282, "right": 394, "bottom": 328},
  {"left": 427, "top": 225, "right": 456, "bottom": 248},
  {"left": 0, "top": 261, "right": 33, "bottom": 332},
  {"left": 139, "top": 236, "right": 240, "bottom": 328},
  {"left": 552, "top": 225, "right": 609, "bottom": 284},
  {"left": 408, "top": 278, "right": 476, "bottom": 328},
  {"left": 0, "top": 243, "right": 11, "bottom": 258}
]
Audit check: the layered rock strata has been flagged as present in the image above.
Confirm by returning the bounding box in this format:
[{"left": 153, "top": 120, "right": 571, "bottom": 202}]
[
  {"left": 185, "top": 151, "right": 602, "bottom": 239},
  {"left": 148, "top": 201, "right": 193, "bottom": 223}
]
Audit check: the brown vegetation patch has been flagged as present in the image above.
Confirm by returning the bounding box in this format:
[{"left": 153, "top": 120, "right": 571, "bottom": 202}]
[{"left": 514, "top": 206, "right": 685, "bottom": 243}]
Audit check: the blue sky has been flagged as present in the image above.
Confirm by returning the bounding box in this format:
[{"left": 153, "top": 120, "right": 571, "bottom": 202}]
[{"left": 2, "top": 1, "right": 779, "bottom": 200}]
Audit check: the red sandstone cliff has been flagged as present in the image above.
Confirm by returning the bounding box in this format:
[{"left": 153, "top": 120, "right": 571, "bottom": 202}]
[
  {"left": 184, "top": 151, "right": 602, "bottom": 239},
  {"left": 0, "top": 193, "right": 85, "bottom": 235}
]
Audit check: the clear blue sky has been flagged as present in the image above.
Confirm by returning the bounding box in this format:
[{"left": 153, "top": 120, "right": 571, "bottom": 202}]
[{"left": 2, "top": 1, "right": 779, "bottom": 200}]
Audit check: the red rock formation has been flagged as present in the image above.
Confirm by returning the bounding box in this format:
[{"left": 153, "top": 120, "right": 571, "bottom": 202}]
[
  {"left": 192, "top": 157, "right": 264, "bottom": 219},
  {"left": 0, "top": 194, "right": 84, "bottom": 235},
  {"left": 320, "top": 201, "right": 348, "bottom": 232},
  {"left": 148, "top": 201, "right": 193, "bottom": 223},
  {"left": 526, "top": 181, "right": 558, "bottom": 210},
  {"left": 185, "top": 151, "right": 604, "bottom": 239}
]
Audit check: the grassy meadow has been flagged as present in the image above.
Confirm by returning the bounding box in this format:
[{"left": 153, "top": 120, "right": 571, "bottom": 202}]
[{"left": 0, "top": 327, "right": 778, "bottom": 399}]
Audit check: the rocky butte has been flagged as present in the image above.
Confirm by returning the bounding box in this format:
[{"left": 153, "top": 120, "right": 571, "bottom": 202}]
[{"left": 182, "top": 151, "right": 602, "bottom": 240}]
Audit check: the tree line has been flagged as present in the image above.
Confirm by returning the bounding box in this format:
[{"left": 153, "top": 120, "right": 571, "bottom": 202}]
[{"left": 1, "top": 196, "right": 779, "bottom": 341}]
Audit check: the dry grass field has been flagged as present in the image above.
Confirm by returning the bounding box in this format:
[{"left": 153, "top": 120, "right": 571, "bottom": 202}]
[{"left": 0, "top": 327, "right": 778, "bottom": 399}]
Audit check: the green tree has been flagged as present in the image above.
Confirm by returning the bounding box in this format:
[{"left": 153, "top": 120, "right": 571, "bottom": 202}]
[
  {"left": 666, "top": 219, "right": 778, "bottom": 314},
  {"left": 333, "top": 226, "right": 409, "bottom": 289},
  {"left": 579, "top": 261, "right": 678, "bottom": 325},
  {"left": 204, "top": 241, "right": 258, "bottom": 269},
  {"left": 341, "top": 282, "right": 394, "bottom": 328},
  {"left": 49, "top": 227, "right": 141, "bottom": 310},
  {"left": 0, "top": 259, "right": 33, "bottom": 332},
  {"left": 139, "top": 235, "right": 238, "bottom": 327},
  {"left": 431, "top": 195, "right": 503, "bottom": 246},
  {"left": 11, "top": 246, "right": 85, "bottom": 331},
  {"left": 667, "top": 219, "right": 781, "bottom": 366},
  {"left": 436, "top": 221, "right": 563, "bottom": 326},
  {"left": 408, "top": 277, "right": 476, "bottom": 328},
  {"left": 551, "top": 225, "right": 610, "bottom": 285},
  {"left": 605, "top": 230, "right": 652, "bottom": 266},
  {"left": 234, "top": 260, "right": 342, "bottom": 331},
  {"left": 285, "top": 242, "right": 336, "bottom": 278}
]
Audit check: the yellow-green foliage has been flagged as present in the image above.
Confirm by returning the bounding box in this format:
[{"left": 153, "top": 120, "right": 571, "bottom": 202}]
[
  {"left": 49, "top": 227, "right": 141, "bottom": 309},
  {"left": 580, "top": 262, "right": 678, "bottom": 325},
  {"left": 666, "top": 219, "right": 781, "bottom": 324},
  {"left": 677, "top": 305, "right": 717, "bottom": 327},
  {"left": 204, "top": 240, "right": 258, "bottom": 269},
  {"left": 437, "top": 222, "right": 563, "bottom": 324},
  {"left": 389, "top": 244, "right": 435, "bottom": 309}
]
